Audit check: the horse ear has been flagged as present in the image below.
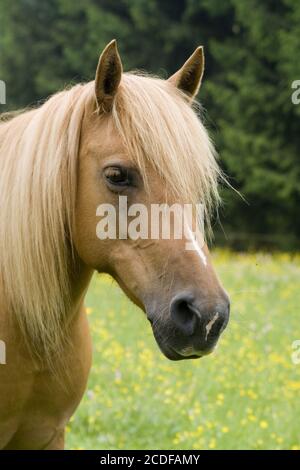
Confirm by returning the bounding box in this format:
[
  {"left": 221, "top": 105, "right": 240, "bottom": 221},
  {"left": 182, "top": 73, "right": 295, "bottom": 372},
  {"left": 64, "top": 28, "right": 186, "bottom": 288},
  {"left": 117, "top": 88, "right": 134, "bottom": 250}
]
[
  {"left": 168, "top": 46, "right": 204, "bottom": 101},
  {"left": 95, "top": 39, "right": 123, "bottom": 113}
]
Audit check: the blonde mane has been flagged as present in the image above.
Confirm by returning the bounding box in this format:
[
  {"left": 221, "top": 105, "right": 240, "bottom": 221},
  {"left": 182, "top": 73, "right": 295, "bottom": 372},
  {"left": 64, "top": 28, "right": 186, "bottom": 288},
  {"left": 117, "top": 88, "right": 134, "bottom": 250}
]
[
  {"left": 114, "top": 74, "right": 221, "bottom": 216},
  {"left": 0, "top": 73, "right": 221, "bottom": 363}
]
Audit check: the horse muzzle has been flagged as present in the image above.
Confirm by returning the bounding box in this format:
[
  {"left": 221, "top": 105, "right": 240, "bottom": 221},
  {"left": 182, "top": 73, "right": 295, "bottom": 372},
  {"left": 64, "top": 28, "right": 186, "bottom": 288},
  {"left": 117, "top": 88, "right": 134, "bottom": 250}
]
[{"left": 147, "top": 291, "right": 230, "bottom": 361}]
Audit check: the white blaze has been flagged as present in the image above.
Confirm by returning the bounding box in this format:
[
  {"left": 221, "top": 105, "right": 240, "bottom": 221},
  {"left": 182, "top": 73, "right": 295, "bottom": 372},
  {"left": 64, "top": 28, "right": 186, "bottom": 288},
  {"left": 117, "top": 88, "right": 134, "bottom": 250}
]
[{"left": 185, "top": 225, "right": 207, "bottom": 266}]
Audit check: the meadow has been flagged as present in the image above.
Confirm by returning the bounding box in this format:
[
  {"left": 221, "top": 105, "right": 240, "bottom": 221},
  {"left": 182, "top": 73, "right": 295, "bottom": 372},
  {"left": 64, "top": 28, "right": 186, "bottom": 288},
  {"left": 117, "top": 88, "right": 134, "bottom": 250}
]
[{"left": 66, "top": 251, "right": 300, "bottom": 450}]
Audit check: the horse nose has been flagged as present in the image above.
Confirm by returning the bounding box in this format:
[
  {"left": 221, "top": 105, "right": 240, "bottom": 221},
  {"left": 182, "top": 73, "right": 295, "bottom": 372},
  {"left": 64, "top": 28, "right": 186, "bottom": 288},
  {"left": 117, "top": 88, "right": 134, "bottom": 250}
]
[
  {"left": 170, "top": 292, "right": 230, "bottom": 346},
  {"left": 170, "top": 294, "right": 200, "bottom": 336}
]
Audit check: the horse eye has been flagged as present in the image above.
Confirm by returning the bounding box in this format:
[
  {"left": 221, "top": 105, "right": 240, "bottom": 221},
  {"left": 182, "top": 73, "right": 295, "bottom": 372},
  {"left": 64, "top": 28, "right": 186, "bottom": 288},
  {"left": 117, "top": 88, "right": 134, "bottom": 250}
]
[{"left": 104, "top": 166, "right": 130, "bottom": 187}]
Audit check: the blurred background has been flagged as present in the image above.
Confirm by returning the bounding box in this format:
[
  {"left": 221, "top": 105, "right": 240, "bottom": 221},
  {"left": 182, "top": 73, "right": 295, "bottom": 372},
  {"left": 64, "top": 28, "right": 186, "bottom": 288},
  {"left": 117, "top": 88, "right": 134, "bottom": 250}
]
[
  {"left": 0, "top": 0, "right": 299, "bottom": 250},
  {"left": 1, "top": 1, "right": 299, "bottom": 451}
]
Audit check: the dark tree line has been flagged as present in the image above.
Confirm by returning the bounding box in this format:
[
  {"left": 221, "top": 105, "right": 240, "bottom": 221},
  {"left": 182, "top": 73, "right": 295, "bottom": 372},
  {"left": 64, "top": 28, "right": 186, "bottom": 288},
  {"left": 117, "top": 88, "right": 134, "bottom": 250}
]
[{"left": 0, "top": 0, "right": 299, "bottom": 249}]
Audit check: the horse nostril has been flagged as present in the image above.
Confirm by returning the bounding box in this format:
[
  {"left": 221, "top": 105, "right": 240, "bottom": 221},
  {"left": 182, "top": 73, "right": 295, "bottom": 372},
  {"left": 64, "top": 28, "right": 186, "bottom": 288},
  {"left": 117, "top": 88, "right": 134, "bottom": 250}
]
[{"left": 170, "top": 295, "right": 200, "bottom": 337}]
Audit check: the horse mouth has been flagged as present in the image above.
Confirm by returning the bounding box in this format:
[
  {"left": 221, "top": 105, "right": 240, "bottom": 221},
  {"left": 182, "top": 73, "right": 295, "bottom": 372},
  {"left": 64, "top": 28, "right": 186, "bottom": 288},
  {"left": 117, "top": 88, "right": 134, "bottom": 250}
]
[
  {"left": 160, "top": 343, "right": 215, "bottom": 361},
  {"left": 157, "top": 340, "right": 214, "bottom": 360},
  {"left": 150, "top": 325, "right": 213, "bottom": 361},
  {"left": 162, "top": 346, "right": 204, "bottom": 361}
]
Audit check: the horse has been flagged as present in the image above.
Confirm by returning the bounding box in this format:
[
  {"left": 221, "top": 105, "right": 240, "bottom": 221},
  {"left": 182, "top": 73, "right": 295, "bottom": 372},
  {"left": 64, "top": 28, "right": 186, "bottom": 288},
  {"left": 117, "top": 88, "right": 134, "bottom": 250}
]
[{"left": 0, "top": 40, "right": 230, "bottom": 449}]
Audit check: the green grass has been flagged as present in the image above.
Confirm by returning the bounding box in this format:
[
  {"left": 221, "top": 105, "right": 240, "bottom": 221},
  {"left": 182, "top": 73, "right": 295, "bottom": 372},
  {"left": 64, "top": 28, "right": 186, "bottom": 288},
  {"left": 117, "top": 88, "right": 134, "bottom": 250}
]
[{"left": 66, "top": 251, "right": 300, "bottom": 450}]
